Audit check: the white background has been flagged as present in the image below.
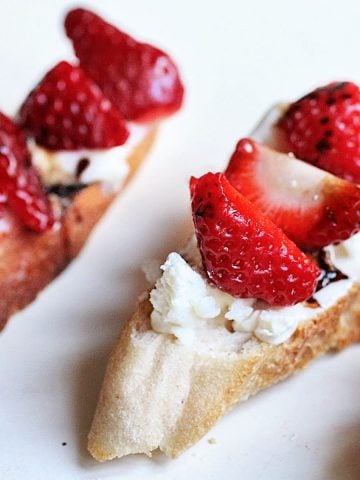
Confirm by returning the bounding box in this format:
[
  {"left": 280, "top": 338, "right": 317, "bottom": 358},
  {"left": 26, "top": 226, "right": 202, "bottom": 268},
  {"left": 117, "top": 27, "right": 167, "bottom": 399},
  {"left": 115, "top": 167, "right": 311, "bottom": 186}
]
[{"left": 1, "top": 0, "right": 360, "bottom": 479}]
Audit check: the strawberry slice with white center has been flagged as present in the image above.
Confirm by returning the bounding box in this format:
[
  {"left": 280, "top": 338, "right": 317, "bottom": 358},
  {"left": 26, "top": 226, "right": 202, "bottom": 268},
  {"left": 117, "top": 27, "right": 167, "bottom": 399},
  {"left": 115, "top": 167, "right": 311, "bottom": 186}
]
[{"left": 225, "top": 138, "right": 360, "bottom": 250}]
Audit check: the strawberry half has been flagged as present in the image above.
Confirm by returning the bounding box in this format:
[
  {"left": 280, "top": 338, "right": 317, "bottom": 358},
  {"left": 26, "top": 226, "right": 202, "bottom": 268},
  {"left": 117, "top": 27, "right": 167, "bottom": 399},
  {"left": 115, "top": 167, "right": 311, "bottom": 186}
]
[
  {"left": 0, "top": 112, "right": 54, "bottom": 232},
  {"left": 278, "top": 82, "right": 360, "bottom": 183},
  {"left": 190, "top": 172, "right": 320, "bottom": 306},
  {"left": 19, "top": 61, "right": 129, "bottom": 151},
  {"left": 225, "top": 138, "right": 360, "bottom": 250},
  {"left": 65, "top": 8, "right": 184, "bottom": 122}
]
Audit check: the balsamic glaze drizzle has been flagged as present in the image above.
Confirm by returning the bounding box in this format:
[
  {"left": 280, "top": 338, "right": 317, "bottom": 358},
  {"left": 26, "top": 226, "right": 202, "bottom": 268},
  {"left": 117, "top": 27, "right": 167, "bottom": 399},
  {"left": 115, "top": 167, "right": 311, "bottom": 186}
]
[
  {"left": 305, "top": 296, "right": 320, "bottom": 308},
  {"left": 46, "top": 183, "right": 87, "bottom": 198},
  {"left": 313, "top": 249, "right": 348, "bottom": 291},
  {"left": 305, "top": 248, "right": 348, "bottom": 307}
]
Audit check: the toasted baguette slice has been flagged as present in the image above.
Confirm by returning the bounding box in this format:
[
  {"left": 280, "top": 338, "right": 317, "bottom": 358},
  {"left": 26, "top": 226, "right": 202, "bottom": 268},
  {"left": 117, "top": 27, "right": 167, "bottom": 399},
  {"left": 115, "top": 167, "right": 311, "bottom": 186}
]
[
  {"left": 88, "top": 280, "right": 360, "bottom": 460},
  {"left": 0, "top": 128, "right": 156, "bottom": 330}
]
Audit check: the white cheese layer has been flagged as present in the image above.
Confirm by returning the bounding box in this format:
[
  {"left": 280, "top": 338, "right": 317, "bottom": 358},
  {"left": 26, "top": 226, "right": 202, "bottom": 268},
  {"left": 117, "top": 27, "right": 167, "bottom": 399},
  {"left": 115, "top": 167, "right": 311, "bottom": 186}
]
[
  {"left": 149, "top": 252, "right": 353, "bottom": 346},
  {"left": 30, "top": 123, "right": 149, "bottom": 189}
]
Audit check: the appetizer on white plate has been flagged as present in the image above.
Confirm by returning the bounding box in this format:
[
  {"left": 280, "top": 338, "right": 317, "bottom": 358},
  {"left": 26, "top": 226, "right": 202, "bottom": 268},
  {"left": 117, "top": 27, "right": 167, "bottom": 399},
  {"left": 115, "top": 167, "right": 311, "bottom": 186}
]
[
  {"left": 0, "top": 7, "right": 184, "bottom": 329},
  {"left": 88, "top": 82, "right": 360, "bottom": 460}
]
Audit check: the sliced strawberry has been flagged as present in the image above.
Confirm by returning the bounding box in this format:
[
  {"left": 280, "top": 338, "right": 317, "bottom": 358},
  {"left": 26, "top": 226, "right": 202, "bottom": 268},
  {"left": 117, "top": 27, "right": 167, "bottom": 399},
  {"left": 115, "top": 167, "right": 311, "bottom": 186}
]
[
  {"left": 0, "top": 112, "right": 54, "bottom": 232},
  {"left": 19, "top": 61, "right": 129, "bottom": 151},
  {"left": 190, "top": 172, "right": 320, "bottom": 306},
  {"left": 65, "top": 8, "right": 184, "bottom": 122},
  {"left": 278, "top": 82, "right": 360, "bottom": 183},
  {"left": 225, "top": 138, "right": 360, "bottom": 250}
]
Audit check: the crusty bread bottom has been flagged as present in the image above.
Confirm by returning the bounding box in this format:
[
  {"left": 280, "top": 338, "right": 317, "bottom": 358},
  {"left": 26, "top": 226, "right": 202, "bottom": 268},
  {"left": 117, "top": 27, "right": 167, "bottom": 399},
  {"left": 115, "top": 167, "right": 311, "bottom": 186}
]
[
  {"left": 0, "top": 128, "right": 157, "bottom": 330},
  {"left": 87, "top": 282, "right": 360, "bottom": 460}
]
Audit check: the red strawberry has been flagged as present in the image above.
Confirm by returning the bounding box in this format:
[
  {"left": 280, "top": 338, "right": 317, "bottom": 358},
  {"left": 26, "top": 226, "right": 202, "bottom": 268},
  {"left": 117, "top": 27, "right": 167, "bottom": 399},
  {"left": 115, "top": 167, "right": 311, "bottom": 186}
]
[
  {"left": 65, "top": 8, "right": 184, "bottom": 122},
  {"left": 19, "top": 61, "right": 129, "bottom": 151},
  {"left": 225, "top": 138, "right": 360, "bottom": 250},
  {"left": 190, "top": 172, "right": 320, "bottom": 306},
  {"left": 0, "top": 112, "right": 54, "bottom": 232},
  {"left": 278, "top": 82, "right": 360, "bottom": 183}
]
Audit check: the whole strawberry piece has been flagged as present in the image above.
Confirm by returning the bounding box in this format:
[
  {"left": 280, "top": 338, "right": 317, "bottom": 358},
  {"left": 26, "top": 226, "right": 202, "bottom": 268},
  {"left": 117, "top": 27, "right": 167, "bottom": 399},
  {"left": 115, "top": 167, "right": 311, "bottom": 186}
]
[
  {"left": 65, "top": 8, "right": 184, "bottom": 122},
  {"left": 19, "top": 61, "right": 129, "bottom": 151},
  {"left": 0, "top": 112, "right": 54, "bottom": 232},
  {"left": 225, "top": 138, "right": 360, "bottom": 249},
  {"left": 278, "top": 82, "right": 360, "bottom": 183},
  {"left": 190, "top": 172, "right": 320, "bottom": 306}
]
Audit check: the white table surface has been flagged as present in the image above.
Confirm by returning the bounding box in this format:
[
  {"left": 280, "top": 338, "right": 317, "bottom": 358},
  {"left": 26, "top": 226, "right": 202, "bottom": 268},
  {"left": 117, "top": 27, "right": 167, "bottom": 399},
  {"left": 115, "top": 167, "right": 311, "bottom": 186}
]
[{"left": 1, "top": 0, "right": 360, "bottom": 478}]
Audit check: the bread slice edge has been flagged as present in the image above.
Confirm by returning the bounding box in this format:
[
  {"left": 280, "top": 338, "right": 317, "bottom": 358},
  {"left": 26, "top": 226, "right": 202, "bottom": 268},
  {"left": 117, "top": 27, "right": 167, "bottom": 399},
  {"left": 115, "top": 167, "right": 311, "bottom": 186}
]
[{"left": 87, "top": 281, "right": 360, "bottom": 461}]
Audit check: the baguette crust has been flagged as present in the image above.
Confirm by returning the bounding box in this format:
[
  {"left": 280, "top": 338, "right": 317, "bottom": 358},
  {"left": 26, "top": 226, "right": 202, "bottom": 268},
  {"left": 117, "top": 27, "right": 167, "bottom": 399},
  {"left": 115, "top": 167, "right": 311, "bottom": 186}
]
[
  {"left": 88, "top": 283, "right": 360, "bottom": 461},
  {"left": 0, "top": 128, "right": 157, "bottom": 329}
]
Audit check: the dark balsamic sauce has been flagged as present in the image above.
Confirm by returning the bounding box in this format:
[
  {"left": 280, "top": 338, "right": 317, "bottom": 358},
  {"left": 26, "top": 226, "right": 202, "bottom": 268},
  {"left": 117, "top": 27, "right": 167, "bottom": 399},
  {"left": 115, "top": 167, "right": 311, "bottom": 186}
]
[
  {"left": 305, "top": 297, "right": 320, "bottom": 308},
  {"left": 314, "top": 249, "right": 348, "bottom": 291},
  {"left": 305, "top": 248, "right": 348, "bottom": 307},
  {"left": 75, "top": 158, "right": 90, "bottom": 180},
  {"left": 46, "top": 183, "right": 87, "bottom": 199}
]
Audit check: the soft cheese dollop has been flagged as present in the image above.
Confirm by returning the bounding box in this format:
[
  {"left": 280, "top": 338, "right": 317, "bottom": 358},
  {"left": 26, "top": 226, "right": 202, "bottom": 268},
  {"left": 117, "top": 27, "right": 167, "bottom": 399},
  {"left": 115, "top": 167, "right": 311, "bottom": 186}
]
[
  {"left": 150, "top": 253, "right": 222, "bottom": 344},
  {"left": 226, "top": 301, "right": 315, "bottom": 345},
  {"left": 149, "top": 253, "right": 353, "bottom": 346},
  {"left": 30, "top": 123, "right": 148, "bottom": 188}
]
